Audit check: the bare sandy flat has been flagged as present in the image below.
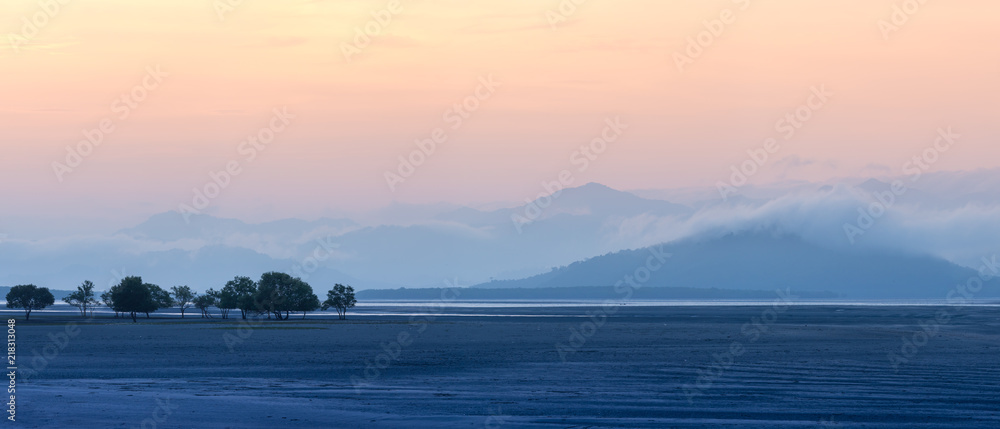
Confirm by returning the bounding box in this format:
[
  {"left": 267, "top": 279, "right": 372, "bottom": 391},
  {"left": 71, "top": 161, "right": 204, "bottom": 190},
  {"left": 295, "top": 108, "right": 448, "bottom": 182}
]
[{"left": 10, "top": 305, "right": 1000, "bottom": 428}]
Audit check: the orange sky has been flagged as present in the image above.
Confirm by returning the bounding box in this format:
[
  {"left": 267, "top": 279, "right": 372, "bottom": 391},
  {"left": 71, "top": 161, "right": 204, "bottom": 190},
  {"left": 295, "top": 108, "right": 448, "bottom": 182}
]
[{"left": 1, "top": 0, "right": 998, "bottom": 226}]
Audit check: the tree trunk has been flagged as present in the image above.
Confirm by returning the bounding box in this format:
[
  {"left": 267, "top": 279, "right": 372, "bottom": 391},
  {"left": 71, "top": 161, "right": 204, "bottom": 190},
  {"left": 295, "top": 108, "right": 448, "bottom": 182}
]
[
  {"left": 181, "top": 308, "right": 185, "bottom": 318},
  {"left": 131, "top": 312, "right": 137, "bottom": 323},
  {"left": 24, "top": 310, "right": 30, "bottom": 321}
]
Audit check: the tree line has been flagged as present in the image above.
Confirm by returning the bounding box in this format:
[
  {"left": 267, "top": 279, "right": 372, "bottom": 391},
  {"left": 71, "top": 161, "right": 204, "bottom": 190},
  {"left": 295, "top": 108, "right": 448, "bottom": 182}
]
[{"left": 4, "top": 272, "right": 356, "bottom": 323}]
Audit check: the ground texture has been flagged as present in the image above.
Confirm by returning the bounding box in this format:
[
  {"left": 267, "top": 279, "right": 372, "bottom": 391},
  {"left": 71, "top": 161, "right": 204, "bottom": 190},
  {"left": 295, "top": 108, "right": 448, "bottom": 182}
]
[{"left": 10, "top": 305, "right": 1000, "bottom": 428}]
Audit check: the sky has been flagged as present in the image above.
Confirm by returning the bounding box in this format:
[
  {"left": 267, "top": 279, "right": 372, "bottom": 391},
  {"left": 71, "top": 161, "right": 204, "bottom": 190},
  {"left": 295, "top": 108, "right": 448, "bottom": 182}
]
[{"left": 2, "top": 0, "right": 998, "bottom": 232}]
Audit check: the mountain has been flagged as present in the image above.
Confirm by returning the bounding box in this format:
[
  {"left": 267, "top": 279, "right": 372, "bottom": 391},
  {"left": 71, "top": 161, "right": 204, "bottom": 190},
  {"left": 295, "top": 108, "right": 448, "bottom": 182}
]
[
  {"left": 5, "top": 183, "right": 694, "bottom": 290},
  {"left": 357, "top": 286, "right": 839, "bottom": 301},
  {"left": 0, "top": 240, "right": 385, "bottom": 293},
  {"left": 516, "top": 182, "right": 691, "bottom": 219},
  {"left": 117, "top": 211, "right": 357, "bottom": 242},
  {"left": 7, "top": 176, "right": 1000, "bottom": 295},
  {"left": 435, "top": 182, "right": 691, "bottom": 226},
  {"left": 317, "top": 183, "right": 694, "bottom": 285},
  {"left": 911, "top": 168, "right": 1000, "bottom": 207},
  {"left": 473, "top": 231, "right": 1000, "bottom": 299},
  {"left": 364, "top": 202, "right": 465, "bottom": 225}
]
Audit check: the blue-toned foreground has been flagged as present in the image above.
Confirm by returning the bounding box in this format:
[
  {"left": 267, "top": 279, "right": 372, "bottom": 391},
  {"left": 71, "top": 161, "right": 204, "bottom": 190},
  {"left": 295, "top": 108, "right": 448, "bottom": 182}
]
[{"left": 10, "top": 304, "right": 1000, "bottom": 428}]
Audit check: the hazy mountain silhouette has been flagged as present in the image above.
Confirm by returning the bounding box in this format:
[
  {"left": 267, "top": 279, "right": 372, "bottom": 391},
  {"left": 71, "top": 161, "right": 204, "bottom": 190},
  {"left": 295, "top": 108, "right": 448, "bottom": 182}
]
[
  {"left": 436, "top": 182, "right": 690, "bottom": 226},
  {"left": 474, "top": 231, "right": 999, "bottom": 299},
  {"left": 6, "top": 176, "right": 1000, "bottom": 295},
  {"left": 118, "top": 211, "right": 357, "bottom": 242}
]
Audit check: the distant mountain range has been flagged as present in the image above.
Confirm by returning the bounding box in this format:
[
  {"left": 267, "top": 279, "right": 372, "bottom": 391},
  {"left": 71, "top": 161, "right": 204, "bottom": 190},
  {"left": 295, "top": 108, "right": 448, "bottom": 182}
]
[
  {"left": 472, "top": 231, "right": 1000, "bottom": 299},
  {"left": 3, "top": 172, "right": 999, "bottom": 298},
  {"left": 118, "top": 212, "right": 358, "bottom": 242},
  {"left": 357, "top": 286, "right": 839, "bottom": 301}
]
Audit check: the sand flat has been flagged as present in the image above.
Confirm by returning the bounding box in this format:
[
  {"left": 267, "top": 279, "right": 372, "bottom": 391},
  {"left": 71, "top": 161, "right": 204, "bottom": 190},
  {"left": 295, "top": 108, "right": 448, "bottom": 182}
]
[{"left": 11, "top": 305, "right": 1000, "bottom": 428}]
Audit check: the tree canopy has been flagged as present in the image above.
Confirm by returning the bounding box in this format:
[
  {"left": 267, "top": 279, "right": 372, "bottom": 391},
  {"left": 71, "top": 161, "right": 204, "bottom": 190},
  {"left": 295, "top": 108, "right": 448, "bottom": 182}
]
[
  {"left": 255, "top": 272, "right": 318, "bottom": 320},
  {"left": 101, "top": 290, "right": 117, "bottom": 318},
  {"left": 64, "top": 280, "right": 99, "bottom": 317},
  {"left": 5, "top": 284, "right": 55, "bottom": 320},
  {"left": 210, "top": 287, "right": 236, "bottom": 319},
  {"left": 9, "top": 273, "right": 360, "bottom": 323},
  {"left": 322, "top": 284, "right": 357, "bottom": 320},
  {"left": 193, "top": 293, "right": 217, "bottom": 318},
  {"left": 109, "top": 276, "right": 170, "bottom": 322},
  {"left": 170, "top": 285, "right": 195, "bottom": 318},
  {"left": 223, "top": 276, "right": 257, "bottom": 319}
]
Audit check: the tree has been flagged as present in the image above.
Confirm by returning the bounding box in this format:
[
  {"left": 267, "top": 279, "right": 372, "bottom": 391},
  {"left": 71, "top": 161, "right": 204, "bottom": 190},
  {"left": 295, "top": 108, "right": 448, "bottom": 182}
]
[
  {"left": 146, "top": 284, "right": 174, "bottom": 318},
  {"left": 193, "top": 294, "right": 216, "bottom": 318},
  {"left": 64, "top": 280, "right": 99, "bottom": 317},
  {"left": 110, "top": 276, "right": 157, "bottom": 322},
  {"left": 5, "top": 285, "right": 55, "bottom": 321},
  {"left": 101, "top": 290, "right": 118, "bottom": 318},
  {"left": 255, "top": 272, "right": 317, "bottom": 320},
  {"left": 223, "top": 276, "right": 257, "bottom": 320},
  {"left": 212, "top": 287, "right": 236, "bottom": 319},
  {"left": 297, "top": 291, "right": 321, "bottom": 319},
  {"left": 322, "top": 284, "right": 357, "bottom": 320},
  {"left": 170, "top": 285, "right": 195, "bottom": 318}
]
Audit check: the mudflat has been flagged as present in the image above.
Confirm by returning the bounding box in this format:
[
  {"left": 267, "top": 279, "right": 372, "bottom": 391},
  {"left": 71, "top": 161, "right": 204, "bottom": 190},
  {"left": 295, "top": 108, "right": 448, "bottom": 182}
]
[{"left": 10, "top": 305, "right": 1000, "bottom": 428}]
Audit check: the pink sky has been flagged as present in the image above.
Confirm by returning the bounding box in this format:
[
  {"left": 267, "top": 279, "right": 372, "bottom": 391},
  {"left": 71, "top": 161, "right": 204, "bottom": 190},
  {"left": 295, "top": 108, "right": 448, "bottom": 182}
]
[{"left": 1, "top": 0, "right": 998, "bottom": 228}]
